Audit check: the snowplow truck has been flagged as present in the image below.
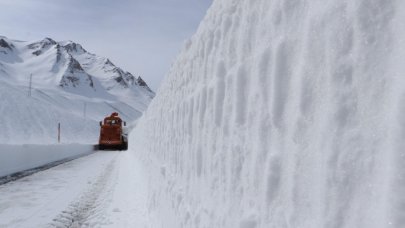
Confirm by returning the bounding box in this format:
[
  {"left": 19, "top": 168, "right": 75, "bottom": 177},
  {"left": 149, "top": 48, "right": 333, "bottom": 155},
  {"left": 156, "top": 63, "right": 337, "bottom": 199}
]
[{"left": 98, "top": 112, "right": 128, "bottom": 150}]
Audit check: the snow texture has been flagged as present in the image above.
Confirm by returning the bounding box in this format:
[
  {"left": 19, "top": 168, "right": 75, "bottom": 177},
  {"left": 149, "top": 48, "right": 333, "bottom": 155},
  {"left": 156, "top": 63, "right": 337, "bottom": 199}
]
[
  {"left": 0, "top": 144, "right": 93, "bottom": 177},
  {"left": 0, "top": 151, "right": 155, "bottom": 227},
  {"left": 0, "top": 152, "right": 115, "bottom": 227},
  {"left": 131, "top": 0, "right": 405, "bottom": 227}
]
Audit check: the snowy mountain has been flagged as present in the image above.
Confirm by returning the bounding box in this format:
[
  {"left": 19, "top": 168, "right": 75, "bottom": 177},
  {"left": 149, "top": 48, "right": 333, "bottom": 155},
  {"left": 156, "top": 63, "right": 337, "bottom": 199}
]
[
  {"left": 0, "top": 36, "right": 153, "bottom": 97},
  {"left": 0, "top": 35, "right": 154, "bottom": 144},
  {"left": 130, "top": 0, "right": 405, "bottom": 227}
]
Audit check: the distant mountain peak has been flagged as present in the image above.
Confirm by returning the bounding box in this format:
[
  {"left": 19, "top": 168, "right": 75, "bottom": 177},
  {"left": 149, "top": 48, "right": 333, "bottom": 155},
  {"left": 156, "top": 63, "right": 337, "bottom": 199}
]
[
  {"left": 104, "top": 58, "right": 113, "bottom": 65},
  {"left": 0, "top": 35, "right": 155, "bottom": 99},
  {"left": 0, "top": 38, "right": 12, "bottom": 50},
  {"left": 136, "top": 76, "right": 145, "bottom": 86},
  {"left": 28, "top": 37, "right": 57, "bottom": 54},
  {"left": 43, "top": 37, "right": 57, "bottom": 45},
  {"left": 63, "top": 41, "right": 86, "bottom": 54}
]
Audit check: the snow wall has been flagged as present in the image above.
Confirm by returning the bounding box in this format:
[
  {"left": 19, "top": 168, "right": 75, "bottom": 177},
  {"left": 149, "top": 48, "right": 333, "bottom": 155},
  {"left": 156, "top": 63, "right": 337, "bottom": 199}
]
[
  {"left": 131, "top": 0, "right": 405, "bottom": 227},
  {"left": 0, "top": 144, "right": 93, "bottom": 177}
]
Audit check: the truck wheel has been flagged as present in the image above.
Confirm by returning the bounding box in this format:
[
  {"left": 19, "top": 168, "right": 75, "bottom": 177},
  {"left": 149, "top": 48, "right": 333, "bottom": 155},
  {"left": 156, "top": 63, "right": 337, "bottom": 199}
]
[{"left": 121, "top": 137, "right": 128, "bottom": 150}]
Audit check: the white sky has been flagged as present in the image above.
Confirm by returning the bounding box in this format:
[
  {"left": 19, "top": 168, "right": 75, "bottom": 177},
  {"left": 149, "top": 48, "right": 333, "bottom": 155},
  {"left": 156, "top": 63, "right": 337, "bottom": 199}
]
[{"left": 0, "top": 0, "right": 213, "bottom": 91}]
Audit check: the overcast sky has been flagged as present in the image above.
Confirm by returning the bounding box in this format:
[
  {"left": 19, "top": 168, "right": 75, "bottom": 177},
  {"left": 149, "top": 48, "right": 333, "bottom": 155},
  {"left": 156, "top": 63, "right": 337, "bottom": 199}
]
[{"left": 0, "top": 0, "right": 213, "bottom": 91}]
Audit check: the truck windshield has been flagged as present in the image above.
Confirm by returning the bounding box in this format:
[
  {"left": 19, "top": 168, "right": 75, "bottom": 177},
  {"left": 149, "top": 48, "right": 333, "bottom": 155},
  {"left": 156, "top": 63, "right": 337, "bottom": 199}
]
[{"left": 105, "top": 120, "right": 119, "bottom": 125}]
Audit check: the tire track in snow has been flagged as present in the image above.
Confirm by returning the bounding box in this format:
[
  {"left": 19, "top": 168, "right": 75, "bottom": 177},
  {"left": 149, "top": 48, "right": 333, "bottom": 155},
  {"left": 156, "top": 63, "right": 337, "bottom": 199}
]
[{"left": 48, "top": 154, "right": 118, "bottom": 228}]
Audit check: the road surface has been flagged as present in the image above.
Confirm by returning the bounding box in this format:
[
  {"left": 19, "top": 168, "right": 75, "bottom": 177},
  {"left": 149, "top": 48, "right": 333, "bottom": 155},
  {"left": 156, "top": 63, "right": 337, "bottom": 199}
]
[{"left": 0, "top": 151, "right": 153, "bottom": 227}]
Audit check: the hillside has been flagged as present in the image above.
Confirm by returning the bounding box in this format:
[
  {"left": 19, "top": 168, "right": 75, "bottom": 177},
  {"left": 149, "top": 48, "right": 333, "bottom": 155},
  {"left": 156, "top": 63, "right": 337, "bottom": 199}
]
[{"left": 0, "top": 36, "right": 154, "bottom": 144}]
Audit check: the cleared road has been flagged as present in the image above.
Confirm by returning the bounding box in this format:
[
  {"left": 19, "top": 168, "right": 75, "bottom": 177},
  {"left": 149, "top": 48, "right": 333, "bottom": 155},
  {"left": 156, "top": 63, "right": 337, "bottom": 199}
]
[{"left": 0, "top": 151, "right": 153, "bottom": 227}]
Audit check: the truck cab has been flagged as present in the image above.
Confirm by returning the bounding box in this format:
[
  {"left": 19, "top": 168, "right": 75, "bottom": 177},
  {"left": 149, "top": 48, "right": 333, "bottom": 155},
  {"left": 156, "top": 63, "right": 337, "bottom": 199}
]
[{"left": 98, "top": 112, "right": 128, "bottom": 150}]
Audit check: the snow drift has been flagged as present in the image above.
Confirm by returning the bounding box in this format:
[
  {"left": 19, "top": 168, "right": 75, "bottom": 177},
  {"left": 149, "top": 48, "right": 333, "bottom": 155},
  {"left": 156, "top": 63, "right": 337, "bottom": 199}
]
[
  {"left": 131, "top": 0, "right": 405, "bottom": 227},
  {"left": 0, "top": 144, "right": 93, "bottom": 177}
]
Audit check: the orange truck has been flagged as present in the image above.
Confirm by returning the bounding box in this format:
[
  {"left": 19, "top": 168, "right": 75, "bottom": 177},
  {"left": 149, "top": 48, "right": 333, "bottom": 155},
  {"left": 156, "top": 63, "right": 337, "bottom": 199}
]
[{"left": 98, "top": 112, "right": 128, "bottom": 150}]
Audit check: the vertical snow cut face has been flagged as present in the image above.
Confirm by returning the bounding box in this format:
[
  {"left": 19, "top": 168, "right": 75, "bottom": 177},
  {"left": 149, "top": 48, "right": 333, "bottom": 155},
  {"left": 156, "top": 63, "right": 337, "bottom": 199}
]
[{"left": 131, "top": 0, "right": 405, "bottom": 227}]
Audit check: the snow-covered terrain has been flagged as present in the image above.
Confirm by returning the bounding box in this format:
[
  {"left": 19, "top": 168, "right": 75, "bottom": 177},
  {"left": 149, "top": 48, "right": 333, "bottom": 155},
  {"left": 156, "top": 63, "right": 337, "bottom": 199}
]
[
  {"left": 130, "top": 0, "right": 405, "bottom": 227},
  {"left": 2, "top": 0, "right": 405, "bottom": 227},
  {"left": 0, "top": 151, "right": 156, "bottom": 227},
  {"left": 0, "top": 144, "right": 94, "bottom": 177},
  {"left": 0, "top": 36, "right": 153, "bottom": 144}
]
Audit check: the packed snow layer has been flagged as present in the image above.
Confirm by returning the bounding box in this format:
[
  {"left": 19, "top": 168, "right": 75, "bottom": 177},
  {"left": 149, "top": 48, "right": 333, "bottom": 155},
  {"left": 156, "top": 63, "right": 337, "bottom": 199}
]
[
  {"left": 131, "top": 0, "right": 405, "bottom": 227},
  {"left": 0, "top": 144, "right": 93, "bottom": 177}
]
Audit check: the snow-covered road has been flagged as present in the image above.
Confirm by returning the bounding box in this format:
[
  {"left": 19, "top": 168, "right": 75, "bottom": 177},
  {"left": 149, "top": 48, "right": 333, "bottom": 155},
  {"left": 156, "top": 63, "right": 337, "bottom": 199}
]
[{"left": 0, "top": 151, "right": 153, "bottom": 228}]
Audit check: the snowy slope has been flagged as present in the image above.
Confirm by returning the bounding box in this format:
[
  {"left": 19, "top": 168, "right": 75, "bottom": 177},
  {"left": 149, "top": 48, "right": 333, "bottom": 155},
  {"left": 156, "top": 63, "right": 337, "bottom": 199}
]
[
  {"left": 0, "top": 36, "right": 154, "bottom": 144},
  {"left": 131, "top": 0, "right": 405, "bottom": 227}
]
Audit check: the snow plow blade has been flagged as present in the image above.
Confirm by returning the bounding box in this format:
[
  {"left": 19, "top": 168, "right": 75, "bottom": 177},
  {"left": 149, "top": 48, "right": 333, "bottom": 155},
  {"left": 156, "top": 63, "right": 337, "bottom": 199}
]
[{"left": 97, "top": 142, "right": 128, "bottom": 151}]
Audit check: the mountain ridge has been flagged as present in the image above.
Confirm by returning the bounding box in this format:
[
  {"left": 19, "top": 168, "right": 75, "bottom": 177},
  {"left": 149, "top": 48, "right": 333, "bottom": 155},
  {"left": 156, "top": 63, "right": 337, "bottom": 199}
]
[
  {"left": 0, "top": 35, "right": 154, "bottom": 98},
  {"left": 0, "top": 35, "right": 154, "bottom": 144}
]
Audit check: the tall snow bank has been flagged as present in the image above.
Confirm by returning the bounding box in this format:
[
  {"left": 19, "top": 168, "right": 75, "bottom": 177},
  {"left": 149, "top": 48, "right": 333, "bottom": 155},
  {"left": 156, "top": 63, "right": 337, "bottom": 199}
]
[
  {"left": 131, "top": 0, "right": 405, "bottom": 227},
  {"left": 0, "top": 144, "right": 93, "bottom": 177}
]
